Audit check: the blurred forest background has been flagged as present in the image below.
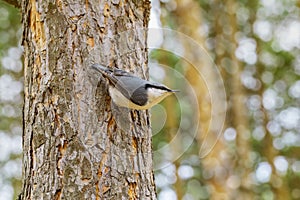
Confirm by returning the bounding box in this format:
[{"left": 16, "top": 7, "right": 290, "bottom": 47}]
[{"left": 0, "top": 0, "right": 300, "bottom": 199}]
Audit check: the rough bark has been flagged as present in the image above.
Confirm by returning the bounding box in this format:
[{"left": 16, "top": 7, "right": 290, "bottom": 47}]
[{"left": 20, "top": 0, "right": 156, "bottom": 199}]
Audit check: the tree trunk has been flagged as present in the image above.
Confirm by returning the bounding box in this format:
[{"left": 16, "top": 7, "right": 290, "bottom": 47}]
[{"left": 20, "top": 0, "right": 156, "bottom": 199}]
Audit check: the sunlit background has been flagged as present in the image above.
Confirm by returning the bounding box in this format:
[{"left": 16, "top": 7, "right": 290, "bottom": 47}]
[{"left": 1, "top": 0, "right": 300, "bottom": 199}]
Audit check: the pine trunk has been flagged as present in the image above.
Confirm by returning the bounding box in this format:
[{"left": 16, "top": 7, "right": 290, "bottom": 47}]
[{"left": 20, "top": 0, "right": 156, "bottom": 199}]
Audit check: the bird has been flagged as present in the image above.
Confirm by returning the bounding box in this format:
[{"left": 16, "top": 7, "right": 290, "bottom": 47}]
[{"left": 91, "top": 64, "right": 178, "bottom": 110}]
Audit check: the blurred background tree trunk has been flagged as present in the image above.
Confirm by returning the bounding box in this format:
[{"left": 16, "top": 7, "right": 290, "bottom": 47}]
[
  {"left": 19, "top": 0, "right": 156, "bottom": 199},
  {"left": 171, "top": 0, "right": 228, "bottom": 198}
]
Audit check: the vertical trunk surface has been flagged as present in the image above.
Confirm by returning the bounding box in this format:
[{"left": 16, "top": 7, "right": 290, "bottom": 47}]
[{"left": 21, "top": 0, "right": 156, "bottom": 199}]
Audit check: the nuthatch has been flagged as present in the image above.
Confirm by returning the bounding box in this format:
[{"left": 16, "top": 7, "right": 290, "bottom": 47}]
[{"left": 91, "top": 64, "right": 178, "bottom": 110}]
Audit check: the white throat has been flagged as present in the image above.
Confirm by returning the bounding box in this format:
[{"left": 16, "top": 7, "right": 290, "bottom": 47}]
[{"left": 108, "top": 86, "right": 172, "bottom": 110}]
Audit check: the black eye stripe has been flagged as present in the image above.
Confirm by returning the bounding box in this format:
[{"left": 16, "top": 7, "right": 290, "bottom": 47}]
[{"left": 145, "top": 84, "right": 172, "bottom": 92}]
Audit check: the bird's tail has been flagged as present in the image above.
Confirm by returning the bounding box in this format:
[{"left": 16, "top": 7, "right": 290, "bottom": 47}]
[
  {"left": 91, "top": 63, "right": 118, "bottom": 85},
  {"left": 91, "top": 64, "right": 110, "bottom": 73}
]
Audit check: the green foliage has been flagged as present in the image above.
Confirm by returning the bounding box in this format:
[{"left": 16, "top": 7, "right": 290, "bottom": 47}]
[{"left": 0, "top": 1, "right": 22, "bottom": 199}]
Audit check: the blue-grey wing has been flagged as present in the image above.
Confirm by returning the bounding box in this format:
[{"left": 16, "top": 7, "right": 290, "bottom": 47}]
[
  {"left": 115, "top": 76, "right": 148, "bottom": 106},
  {"left": 91, "top": 64, "right": 148, "bottom": 106}
]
